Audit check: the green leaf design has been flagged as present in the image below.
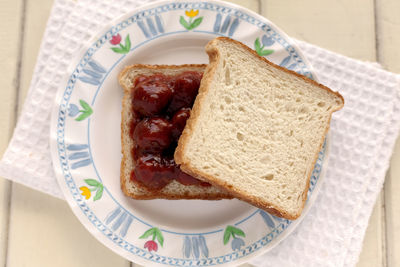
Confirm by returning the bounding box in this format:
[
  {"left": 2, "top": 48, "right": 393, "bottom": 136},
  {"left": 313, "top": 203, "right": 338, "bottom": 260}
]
[
  {"left": 111, "top": 47, "right": 126, "bottom": 54},
  {"left": 125, "top": 35, "right": 131, "bottom": 51},
  {"left": 85, "top": 179, "right": 100, "bottom": 187},
  {"left": 75, "top": 112, "right": 91, "bottom": 121},
  {"left": 259, "top": 49, "right": 274, "bottom": 56},
  {"left": 189, "top": 17, "right": 203, "bottom": 30},
  {"left": 180, "top": 16, "right": 190, "bottom": 30},
  {"left": 79, "top": 99, "right": 91, "bottom": 111},
  {"left": 93, "top": 185, "right": 103, "bottom": 201},
  {"left": 75, "top": 99, "right": 93, "bottom": 121},
  {"left": 254, "top": 38, "right": 262, "bottom": 53},
  {"left": 223, "top": 226, "right": 232, "bottom": 245},
  {"left": 231, "top": 227, "right": 245, "bottom": 237},
  {"left": 140, "top": 228, "right": 155, "bottom": 239},
  {"left": 154, "top": 228, "right": 164, "bottom": 247},
  {"left": 223, "top": 225, "right": 245, "bottom": 244}
]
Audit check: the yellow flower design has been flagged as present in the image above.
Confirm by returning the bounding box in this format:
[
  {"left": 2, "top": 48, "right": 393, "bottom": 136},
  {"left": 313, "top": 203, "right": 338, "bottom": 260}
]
[
  {"left": 180, "top": 9, "right": 203, "bottom": 30},
  {"left": 185, "top": 9, "right": 199, "bottom": 18},
  {"left": 80, "top": 186, "right": 91, "bottom": 200}
]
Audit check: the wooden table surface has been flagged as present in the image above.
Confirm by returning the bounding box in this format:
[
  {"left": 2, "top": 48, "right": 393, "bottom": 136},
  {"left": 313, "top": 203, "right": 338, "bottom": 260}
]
[{"left": 1, "top": 0, "right": 399, "bottom": 266}]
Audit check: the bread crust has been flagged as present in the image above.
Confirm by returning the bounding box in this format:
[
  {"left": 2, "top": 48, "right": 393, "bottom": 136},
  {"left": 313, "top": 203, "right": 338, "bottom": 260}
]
[
  {"left": 175, "top": 37, "right": 344, "bottom": 219},
  {"left": 119, "top": 64, "right": 232, "bottom": 200}
]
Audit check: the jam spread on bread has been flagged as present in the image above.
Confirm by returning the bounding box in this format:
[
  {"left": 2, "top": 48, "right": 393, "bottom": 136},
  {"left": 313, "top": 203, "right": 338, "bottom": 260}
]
[{"left": 130, "top": 71, "right": 210, "bottom": 190}]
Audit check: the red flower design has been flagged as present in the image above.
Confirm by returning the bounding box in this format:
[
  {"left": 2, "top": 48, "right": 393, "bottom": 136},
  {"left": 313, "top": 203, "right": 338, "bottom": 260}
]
[
  {"left": 110, "top": 34, "right": 122, "bottom": 45},
  {"left": 144, "top": 240, "right": 158, "bottom": 252}
]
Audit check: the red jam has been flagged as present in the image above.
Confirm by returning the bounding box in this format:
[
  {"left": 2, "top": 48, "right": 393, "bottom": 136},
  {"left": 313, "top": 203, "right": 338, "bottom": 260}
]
[{"left": 130, "top": 71, "right": 210, "bottom": 191}]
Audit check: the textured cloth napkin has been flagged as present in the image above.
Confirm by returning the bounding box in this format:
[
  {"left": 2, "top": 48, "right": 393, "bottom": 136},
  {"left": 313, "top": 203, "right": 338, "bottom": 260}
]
[{"left": 1, "top": 0, "right": 400, "bottom": 266}]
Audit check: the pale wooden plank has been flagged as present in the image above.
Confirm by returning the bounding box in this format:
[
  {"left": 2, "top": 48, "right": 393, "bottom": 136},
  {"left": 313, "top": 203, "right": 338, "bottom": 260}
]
[
  {"left": 7, "top": 184, "right": 130, "bottom": 267},
  {"left": 260, "top": 1, "right": 384, "bottom": 266},
  {"left": 225, "top": 0, "right": 259, "bottom": 13},
  {"left": 357, "top": 192, "right": 385, "bottom": 267},
  {"left": 387, "top": 141, "right": 400, "bottom": 267},
  {"left": 376, "top": 1, "right": 400, "bottom": 266},
  {"left": 0, "top": 180, "right": 11, "bottom": 267},
  {"left": 18, "top": 0, "right": 54, "bottom": 111},
  {"left": 7, "top": 0, "right": 129, "bottom": 266},
  {"left": 261, "top": 0, "right": 376, "bottom": 61},
  {"left": 375, "top": 0, "right": 400, "bottom": 73},
  {"left": 0, "top": 0, "right": 24, "bottom": 265},
  {"left": 7, "top": 0, "right": 386, "bottom": 267}
]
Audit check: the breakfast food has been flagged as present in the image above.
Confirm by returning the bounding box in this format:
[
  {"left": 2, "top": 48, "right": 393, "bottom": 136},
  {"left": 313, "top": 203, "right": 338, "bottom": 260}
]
[
  {"left": 119, "top": 64, "right": 232, "bottom": 199},
  {"left": 175, "top": 37, "right": 344, "bottom": 219}
]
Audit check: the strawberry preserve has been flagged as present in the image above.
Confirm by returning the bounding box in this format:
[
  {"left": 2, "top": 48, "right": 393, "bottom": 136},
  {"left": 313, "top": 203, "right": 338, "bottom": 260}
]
[{"left": 130, "top": 71, "right": 210, "bottom": 191}]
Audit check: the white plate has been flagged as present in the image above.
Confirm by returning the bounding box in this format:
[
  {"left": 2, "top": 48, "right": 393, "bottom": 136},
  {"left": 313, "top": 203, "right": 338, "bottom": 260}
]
[{"left": 50, "top": 1, "right": 328, "bottom": 266}]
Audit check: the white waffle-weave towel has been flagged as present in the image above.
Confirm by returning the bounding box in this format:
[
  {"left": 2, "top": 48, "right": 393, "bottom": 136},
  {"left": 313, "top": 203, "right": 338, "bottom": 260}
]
[{"left": 1, "top": 0, "right": 400, "bottom": 266}]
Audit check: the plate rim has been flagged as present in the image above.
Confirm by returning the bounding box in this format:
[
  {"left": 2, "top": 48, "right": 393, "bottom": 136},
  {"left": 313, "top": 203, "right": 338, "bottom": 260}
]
[{"left": 49, "top": 0, "right": 328, "bottom": 266}]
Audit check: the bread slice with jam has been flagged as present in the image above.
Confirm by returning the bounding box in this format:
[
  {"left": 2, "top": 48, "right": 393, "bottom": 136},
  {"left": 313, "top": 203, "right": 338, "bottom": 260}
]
[{"left": 119, "top": 64, "right": 232, "bottom": 200}]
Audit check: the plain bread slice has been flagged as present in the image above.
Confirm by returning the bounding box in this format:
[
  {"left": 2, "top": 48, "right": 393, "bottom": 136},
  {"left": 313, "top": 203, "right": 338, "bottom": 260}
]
[{"left": 175, "top": 37, "right": 344, "bottom": 219}]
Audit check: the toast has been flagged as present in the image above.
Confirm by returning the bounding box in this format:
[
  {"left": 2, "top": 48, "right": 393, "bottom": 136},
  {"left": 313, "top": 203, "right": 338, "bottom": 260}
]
[
  {"left": 175, "top": 37, "right": 344, "bottom": 219},
  {"left": 119, "top": 64, "right": 232, "bottom": 200}
]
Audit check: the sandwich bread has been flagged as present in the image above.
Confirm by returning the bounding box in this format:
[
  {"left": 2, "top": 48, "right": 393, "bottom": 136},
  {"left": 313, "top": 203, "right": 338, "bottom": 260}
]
[{"left": 175, "top": 37, "right": 344, "bottom": 219}]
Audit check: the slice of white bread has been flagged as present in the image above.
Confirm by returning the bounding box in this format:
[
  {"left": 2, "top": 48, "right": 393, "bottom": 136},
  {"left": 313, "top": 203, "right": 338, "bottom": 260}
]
[
  {"left": 119, "top": 64, "right": 232, "bottom": 199},
  {"left": 175, "top": 37, "right": 344, "bottom": 219}
]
